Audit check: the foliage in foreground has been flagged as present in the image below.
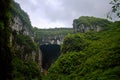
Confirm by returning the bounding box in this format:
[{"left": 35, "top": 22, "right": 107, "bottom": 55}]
[
  {"left": 10, "top": 1, "right": 42, "bottom": 79},
  {"left": 12, "top": 34, "right": 42, "bottom": 80},
  {"left": 12, "top": 58, "right": 41, "bottom": 80},
  {"left": 45, "top": 21, "right": 120, "bottom": 80},
  {"left": 0, "top": 0, "right": 13, "bottom": 79}
]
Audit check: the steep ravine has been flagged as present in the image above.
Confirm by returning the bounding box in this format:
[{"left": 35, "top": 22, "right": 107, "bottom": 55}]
[
  {"left": 1, "top": 0, "right": 120, "bottom": 80},
  {"left": 10, "top": 1, "right": 66, "bottom": 79}
]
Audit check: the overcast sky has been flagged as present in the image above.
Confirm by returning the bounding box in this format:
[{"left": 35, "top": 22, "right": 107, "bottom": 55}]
[{"left": 15, "top": 0, "right": 111, "bottom": 29}]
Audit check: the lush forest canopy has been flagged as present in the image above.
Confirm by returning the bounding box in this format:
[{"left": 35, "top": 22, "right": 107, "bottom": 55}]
[{"left": 45, "top": 20, "right": 120, "bottom": 80}]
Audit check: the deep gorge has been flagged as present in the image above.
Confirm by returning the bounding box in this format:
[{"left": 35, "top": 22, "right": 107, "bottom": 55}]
[{"left": 0, "top": 0, "right": 120, "bottom": 80}]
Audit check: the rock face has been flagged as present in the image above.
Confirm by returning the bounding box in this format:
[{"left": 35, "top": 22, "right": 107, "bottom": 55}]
[
  {"left": 39, "top": 35, "right": 64, "bottom": 45},
  {"left": 10, "top": 1, "right": 42, "bottom": 71},
  {"left": 33, "top": 28, "right": 73, "bottom": 46},
  {"left": 10, "top": 16, "right": 32, "bottom": 36},
  {"left": 73, "top": 23, "right": 102, "bottom": 33},
  {"left": 73, "top": 16, "right": 111, "bottom": 33}
]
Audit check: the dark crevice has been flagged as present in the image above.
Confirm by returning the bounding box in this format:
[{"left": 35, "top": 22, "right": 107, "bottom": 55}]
[{"left": 40, "top": 44, "right": 61, "bottom": 70}]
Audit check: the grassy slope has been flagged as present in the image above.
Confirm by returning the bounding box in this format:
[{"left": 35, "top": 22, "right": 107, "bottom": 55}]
[{"left": 45, "top": 21, "right": 120, "bottom": 80}]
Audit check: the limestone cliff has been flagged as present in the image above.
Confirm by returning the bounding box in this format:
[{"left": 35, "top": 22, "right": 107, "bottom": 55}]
[
  {"left": 33, "top": 28, "right": 73, "bottom": 45},
  {"left": 73, "top": 16, "right": 111, "bottom": 33},
  {"left": 10, "top": 16, "right": 31, "bottom": 35},
  {"left": 10, "top": 1, "right": 42, "bottom": 70}
]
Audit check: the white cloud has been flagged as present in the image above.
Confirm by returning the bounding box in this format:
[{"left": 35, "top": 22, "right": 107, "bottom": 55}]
[
  {"left": 15, "top": 0, "right": 111, "bottom": 28},
  {"left": 29, "top": 0, "right": 37, "bottom": 5}
]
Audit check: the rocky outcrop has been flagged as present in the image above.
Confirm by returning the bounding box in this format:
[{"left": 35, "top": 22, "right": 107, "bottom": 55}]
[
  {"left": 73, "top": 23, "right": 102, "bottom": 33},
  {"left": 10, "top": 16, "right": 32, "bottom": 36},
  {"left": 39, "top": 35, "right": 64, "bottom": 45},
  {"left": 10, "top": 1, "right": 42, "bottom": 70},
  {"left": 73, "top": 16, "right": 111, "bottom": 33},
  {"left": 10, "top": 16, "right": 41, "bottom": 61},
  {"left": 38, "top": 49, "right": 43, "bottom": 72}
]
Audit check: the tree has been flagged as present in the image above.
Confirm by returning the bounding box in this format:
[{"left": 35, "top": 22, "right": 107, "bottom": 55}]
[
  {"left": 108, "top": 0, "right": 120, "bottom": 19},
  {"left": 0, "top": 0, "right": 13, "bottom": 80}
]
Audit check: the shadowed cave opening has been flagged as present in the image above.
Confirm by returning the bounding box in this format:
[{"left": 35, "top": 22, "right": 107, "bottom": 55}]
[{"left": 40, "top": 44, "right": 61, "bottom": 70}]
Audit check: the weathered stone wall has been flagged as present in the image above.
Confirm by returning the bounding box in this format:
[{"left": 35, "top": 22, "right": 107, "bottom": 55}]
[
  {"left": 73, "top": 22, "right": 103, "bottom": 33},
  {"left": 10, "top": 15, "right": 42, "bottom": 70},
  {"left": 10, "top": 16, "right": 31, "bottom": 35}
]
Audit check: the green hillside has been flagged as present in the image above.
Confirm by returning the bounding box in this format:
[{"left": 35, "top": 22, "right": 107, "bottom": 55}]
[{"left": 45, "top": 21, "right": 120, "bottom": 80}]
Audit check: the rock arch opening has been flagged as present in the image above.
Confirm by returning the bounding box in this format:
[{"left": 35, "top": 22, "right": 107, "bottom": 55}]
[{"left": 40, "top": 44, "right": 61, "bottom": 70}]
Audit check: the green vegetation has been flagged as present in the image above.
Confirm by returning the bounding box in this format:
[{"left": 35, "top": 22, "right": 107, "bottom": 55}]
[
  {"left": 73, "top": 16, "right": 111, "bottom": 29},
  {"left": 12, "top": 57, "right": 41, "bottom": 80},
  {"left": 61, "top": 34, "right": 86, "bottom": 53},
  {"left": 10, "top": 1, "right": 33, "bottom": 34},
  {"left": 45, "top": 21, "right": 120, "bottom": 80},
  {"left": 13, "top": 34, "right": 39, "bottom": 60},
  {"left": 33, "top": 27, "right": 73, "bottom": 42},
  {"left": 0, "top": 0, "right": 13, "bottom": 79},
  {"left": 10, "top": 1, "right": 42, "bottom": 79},
  {"left": 108, "top": 0, "right": 120, "bottom": 19},
  {"left": 15, "top": 34, "right": 37, "bottom": 51},
  {"left": 0, "top": 0, "right": 120, "bottom": 80}
]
